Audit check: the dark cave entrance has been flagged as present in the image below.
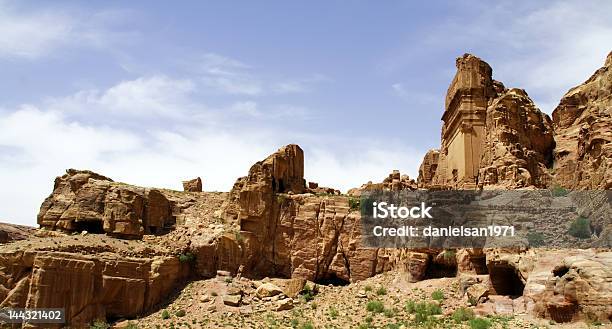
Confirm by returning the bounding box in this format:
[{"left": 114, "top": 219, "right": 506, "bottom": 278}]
[
  {"left": 425, "top": 259, "right": 458, "bottom": 279},
  {"left": 316, "top": 274, "right": 350, "bottom": 286},
  {"left": 489, "top": 265, "right": 525, "bottom": 296},
  {"left": 72, "top": 220, "right": 104, "bottom": 234}
]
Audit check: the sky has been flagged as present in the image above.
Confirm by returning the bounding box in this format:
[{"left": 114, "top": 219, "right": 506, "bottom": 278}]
[{"left": 1, "top": 0, "right": 611, "bottom": 226}]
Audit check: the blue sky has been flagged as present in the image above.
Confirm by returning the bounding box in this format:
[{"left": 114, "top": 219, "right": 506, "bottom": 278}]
[{"left": 1, "top": 0, "right": 611, "bottom": 225}]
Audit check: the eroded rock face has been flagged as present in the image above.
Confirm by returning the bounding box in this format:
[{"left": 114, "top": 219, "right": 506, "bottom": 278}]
[
  {"left": 38, "top": 169, "right": 174, "bottom": 238},
  {"left": 478, "top": 89, "right": 555, "bottom": 188},
  {"left": 190, "top": 145, "right": 391, "bottom": 282},
  {"left": 183, "top": 177, "right": 203, "bottom": 192},
  {"left": 0, "top": 250, "right": 189, "bottom": 327},
  {"left": 417, "top": 150, "right": 440, "bottom": 188},
  {"left": 552, "top": 51, "right": 612, "bottom": 190},
  {"left": 421, "top": 54, "right": 555, "bottom": 189},
  {"left": 0, "top": 223, "right": 34, "bottom": 244}
]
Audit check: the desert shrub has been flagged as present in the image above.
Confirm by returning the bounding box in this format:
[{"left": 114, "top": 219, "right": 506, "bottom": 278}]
[
  {"left": 301, "top": 283, "right": 318, "bottom": 302},
  {"left": 175, "top": 309, "right": 186, "bottom": 317},
  {"left": 467, "top": 295, "right": 478, "bottom": 306},
  {"left": 442, "top": 249, "right": 456, "bottom": 262},
  {"left": 452, "top": 307, "right": 475, "bottom": 322},
  {"left": 469, "top": 318, "right": 492, "bottom": 329},
  {"left": 366, "top": 300, "right": 385, "bottom": 313},
  {"left": 328, "top": 306, "right": 339, "bottom": 319},
  {"left": 349, "top": 197, "right": 360, "bottom": 210},
  {"left": 300, "top": 322, "right": 314, "bottom": 329},
  {"left": 431, "top": 289, "right": 445, "bottom": 301},
  {"left": 526, "top": 231, "right": 545, "bottom": 247},
  {"left": 90, "top": 321, "right": 109, "bottom": 329},
  {"left": 551, "top": 185, "right": 569, "bottom": 197},
  {"left": 364, "top": 285, "right": 373, "bottom": 292},
  {"left": 376, "top": 286, "right": 387, "bottom": 296},
  {"left": 383, "top": 307, "right": 396, "bottom": 318},
  {"left": 161, "top": 309, "right": 170, "bottom": 319},
  {"left": 405, "top": 299, "right": 416, "bottom": 313},
  {"left": 178, "top": 252, "right": 195, "bottom": 263},
  {"left": 568, "top": 217, "right": 591, "bottom": 239},
  {"left": 412, "top": 301, "right": 442, "bottom": 324}
]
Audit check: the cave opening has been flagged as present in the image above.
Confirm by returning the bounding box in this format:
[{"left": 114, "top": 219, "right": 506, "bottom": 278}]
[
  {"left": 489, "top": 265, "right": 525, "bottom": 296},
  {"left": 553, "top": 265, "right": 570, "bottom": 278},
  {"left": 316, "top": 274, "right": 350, "bottom": 286},
  {"left": 425, "top": 260, "right": 458, "bottom": 279},
  {"left": 72, "top": 220, "right": 104, "bottom": 234}
]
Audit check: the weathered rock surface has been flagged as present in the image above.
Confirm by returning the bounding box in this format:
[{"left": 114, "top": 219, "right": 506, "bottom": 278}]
[
  {"left": 478, "top": 88, "right": 554, "bottom": 188},
  {"left": 421, "top": 54, "right": 556, "bottom": 189},
  {"left": 190, "top": 145, "right": 391, "bottom": 282},
  {"left": 349, "top": 170, "right": 416, "bottom": 196},
  {"left": 38, "top": 169, "right": 174, "bottom": 238},
  {"left": 0, "top": 222, "right": 34, "bottom": 244},
  {"left": 552, "top": 51, "right": 612, "bottom": 190},
  {"left": 0, "top": 250, "right": 189, "bottom": 327},
  {"left": 182, "top": 177, "right": 203, "bottom": 192}
]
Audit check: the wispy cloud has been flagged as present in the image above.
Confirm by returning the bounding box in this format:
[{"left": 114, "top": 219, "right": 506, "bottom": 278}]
[
  {"left": 196, "top": 53, "right": 327, "bottom": 96},
  {"left": 0, "top": 1, "right": 135, "bottom": 60}
]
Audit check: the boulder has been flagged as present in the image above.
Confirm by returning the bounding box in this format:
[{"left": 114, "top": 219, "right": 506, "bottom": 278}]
[{"left": 256, "top": 283, "right": 284, "bottom": 298}]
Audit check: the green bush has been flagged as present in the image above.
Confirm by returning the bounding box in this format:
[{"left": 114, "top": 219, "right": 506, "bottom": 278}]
[
  {"left": 178, "top": 252, "right": 195, "bottom": 263},
  {"left": 452, "top": 307, "right": 475, "bottom": 322},
  {"left": 469, "top": 318, "right": 492, "bottom": 329},
  {"left": 405, "top": 299, "right": 416, "bottom": 313},
  {"left": 526, "top": 231, "right": 545, "bottom": 247},
  {"left": 349, "top": 197, "right": 360, "bottom": 210},
  {"left": 90, "top": 321, "right": 109, "bottom": 329},
  {"left": 175, "top": 309, "right": 186, "bottom": 317},
  {"left": 328, "top": 306, "right": 339, "bottom": 319},
  {"left": 442, "top": 249, "right": 456, "bottom": 262},
  {"left": 431, "top": 289, "right": 445, "bottom": 301},
  {"left": 364, "top": 285, "right": 373, "bottom": 292},
  {"left": 383, "top": 307, "right": 396, "bottom": 318},
  {"left": 161, "top": 309, "right": 170, "bottom": 320},
  {"left": 300, "top": 322, "right": 314, "bottom": 329},
  {"left": 376, "top": 286, "right": 387, "bottom": 296},
  {"left": 366, "top": 300, "right": 385, "bottom": 313},
  {"left": 568, "top": 217, "right": 591, "bottom": 239},
  {"left": 411, "top": 301, "right": 442, "bottom": 324}
]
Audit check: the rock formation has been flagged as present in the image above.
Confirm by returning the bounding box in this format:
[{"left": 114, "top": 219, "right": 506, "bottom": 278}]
[
  {"left": 191, "top": 144, "right": 391, "bottom": 282},
  {"left": 38, "top": 169, "right": 174, "bottom": 238},
  {"left": 0, "top": 223, "right": 34, "bottom": 244},
  {"left": 421, "top": 54, "right": 555, "bottom": 189},
  {"left": 0, "top": 250, "right": 190, "bottom": 327},
  {"left": 552, "top": 51, "right": 612, "bottom": 190},
  {"left": 349, "top": 170, "right": 416, "bottom": 196},
  {"left": 183, "top": 177, "right": 203, "bottom": 192}
]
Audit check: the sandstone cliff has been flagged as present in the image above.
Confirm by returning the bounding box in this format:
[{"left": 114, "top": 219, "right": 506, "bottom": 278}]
[{"left": 552, "top": 51, "right": 612, "bottom": 190}]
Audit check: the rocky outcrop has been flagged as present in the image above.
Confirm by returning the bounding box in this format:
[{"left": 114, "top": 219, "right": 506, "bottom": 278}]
[
  {"left": 0, "top": 223, "right": 34, "bottom": 244},
  {"left": 0, "top": 250, "right": 190, "bottom": 327},
  {"left": 190, "top": 145, "right": 391, "bottom": 282},
  {"left": 421, "top": 54, "right": 555, "bottom": 189},
  {"left": 478, "top": 88, "right": 555, "bottom": 188},
  {"left": 182, "top": 177, "right": 203, "bottom": 192},
  {"left": 417, "top": 150, "right": 440, "bottom": 188},
  {"left": 552, "top": 51, "right": 612, "bottom": 190},
  {"left": 38, "top": 169, "right": 174, "bottom": 238},
  {"left": 348, "top": 170, "right": 416, "bottom": 196}
]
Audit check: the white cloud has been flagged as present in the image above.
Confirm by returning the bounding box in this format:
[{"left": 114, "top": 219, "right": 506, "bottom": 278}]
[
  {"left": 0, "top": 75, "right": 424, "bottom": 226},
  {"left": 0, "top": 1, "right": 133, "bottom": 59}
]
